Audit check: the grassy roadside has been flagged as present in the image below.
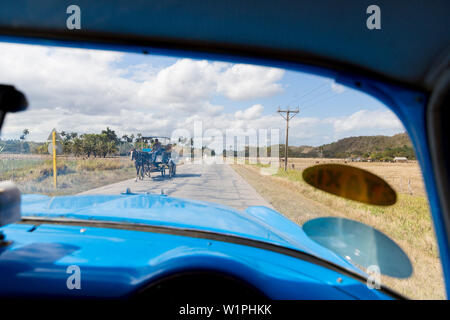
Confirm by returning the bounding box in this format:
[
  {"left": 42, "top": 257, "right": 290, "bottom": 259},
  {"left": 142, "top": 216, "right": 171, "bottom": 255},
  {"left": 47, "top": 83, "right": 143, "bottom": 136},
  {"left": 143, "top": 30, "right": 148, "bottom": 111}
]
[
  {"left": 231, "top": 164, "right": 445, "bottom": 300},
  {"left": 2, "top": 157, "right": 135, "bottom": 196}
]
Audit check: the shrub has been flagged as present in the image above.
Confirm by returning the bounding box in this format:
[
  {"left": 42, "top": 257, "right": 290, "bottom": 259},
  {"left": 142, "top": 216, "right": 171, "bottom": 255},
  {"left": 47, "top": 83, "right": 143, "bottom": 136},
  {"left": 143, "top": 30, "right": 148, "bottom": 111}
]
[{"left": 37, "top": 162, "right": 71, "bottom": 181}]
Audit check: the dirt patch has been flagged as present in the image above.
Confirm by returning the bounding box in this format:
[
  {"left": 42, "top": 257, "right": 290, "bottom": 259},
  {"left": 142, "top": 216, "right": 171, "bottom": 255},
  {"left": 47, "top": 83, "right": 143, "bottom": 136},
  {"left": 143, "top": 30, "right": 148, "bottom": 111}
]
[{"left": 232, "top": 164, "right": 336, "bottom": 225}]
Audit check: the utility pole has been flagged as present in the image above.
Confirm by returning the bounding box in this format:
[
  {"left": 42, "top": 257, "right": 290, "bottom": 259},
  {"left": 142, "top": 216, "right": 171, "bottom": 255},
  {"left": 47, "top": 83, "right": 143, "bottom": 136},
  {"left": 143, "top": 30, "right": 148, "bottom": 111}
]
[{"left": 278, "top": 107, "right": 299, "bottom": 171}]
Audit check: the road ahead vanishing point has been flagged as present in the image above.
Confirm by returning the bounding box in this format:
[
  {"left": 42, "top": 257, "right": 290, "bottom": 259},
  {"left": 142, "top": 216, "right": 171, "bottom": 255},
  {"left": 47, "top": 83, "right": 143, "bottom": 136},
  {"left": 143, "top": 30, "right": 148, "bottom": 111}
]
[{"left": 79, "top": 163, "right": 273, "bottom": 211}]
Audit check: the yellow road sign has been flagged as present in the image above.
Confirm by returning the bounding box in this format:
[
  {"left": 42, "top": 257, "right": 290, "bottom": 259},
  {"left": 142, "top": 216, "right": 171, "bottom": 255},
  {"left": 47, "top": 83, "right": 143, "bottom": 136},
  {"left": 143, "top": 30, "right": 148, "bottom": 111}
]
[
  {"left": 47, "top": 141, "right": 63, "bottom": 155},
  {"left": 47, "top": 128, "right": 62, "bottom": 142}
]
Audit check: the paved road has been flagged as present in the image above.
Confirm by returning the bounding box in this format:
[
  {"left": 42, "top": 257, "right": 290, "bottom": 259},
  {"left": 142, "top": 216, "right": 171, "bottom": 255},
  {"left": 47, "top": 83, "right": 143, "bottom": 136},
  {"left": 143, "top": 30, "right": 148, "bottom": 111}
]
[{"left": 79, "top": 163, "right": 273, "bottom": 211}]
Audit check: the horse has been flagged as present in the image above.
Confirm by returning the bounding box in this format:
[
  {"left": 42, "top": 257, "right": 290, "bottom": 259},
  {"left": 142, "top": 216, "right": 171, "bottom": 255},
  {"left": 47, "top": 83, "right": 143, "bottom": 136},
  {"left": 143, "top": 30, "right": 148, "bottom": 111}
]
[{"left": 131, "top": 150, "right": 146, "bottom": 181}]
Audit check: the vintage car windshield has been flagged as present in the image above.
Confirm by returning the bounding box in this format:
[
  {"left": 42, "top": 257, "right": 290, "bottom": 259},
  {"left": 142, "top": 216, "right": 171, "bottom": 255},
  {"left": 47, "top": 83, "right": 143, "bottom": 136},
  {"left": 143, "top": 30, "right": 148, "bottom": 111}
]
[{"left": 0, "top": 42, "right": 444, "bottom": 299}]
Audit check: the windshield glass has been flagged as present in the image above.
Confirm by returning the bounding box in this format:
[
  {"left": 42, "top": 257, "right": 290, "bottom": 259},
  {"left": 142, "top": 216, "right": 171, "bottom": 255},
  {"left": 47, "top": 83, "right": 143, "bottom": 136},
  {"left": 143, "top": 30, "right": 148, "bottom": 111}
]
[{"left": 0, "top": 42, "right": 444, "bottom": 299}]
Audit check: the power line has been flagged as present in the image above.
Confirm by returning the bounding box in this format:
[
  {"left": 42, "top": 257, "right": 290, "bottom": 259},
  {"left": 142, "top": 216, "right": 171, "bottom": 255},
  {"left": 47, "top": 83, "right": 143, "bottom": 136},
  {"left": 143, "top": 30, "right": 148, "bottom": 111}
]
[
  {"left": 301, "top": 94, "right": 338, "bottom": 111},
  {"left": 301, "top": 90, "right": 345, "bottom": 113},
  {"left": 308, "top": 92, "right": 341, "bottom": 107},
  {"left": 285, "top": 82, "right": 328, "bottom": 106},
  {"left": 298, "top": 86, "right": 334, "bottom": 105},
  {"left": 297, "top": 82, "right": 328, "bottom": 100},
  {"left": 295, "top": 80, "right": 346, "bottom": 108}
]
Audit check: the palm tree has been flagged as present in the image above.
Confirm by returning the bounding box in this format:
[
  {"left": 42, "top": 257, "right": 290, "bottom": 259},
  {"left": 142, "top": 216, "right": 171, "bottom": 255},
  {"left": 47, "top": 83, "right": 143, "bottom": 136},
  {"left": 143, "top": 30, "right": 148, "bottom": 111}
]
[
  {"left": 20, "top": 128, "right": 29, "bottom": 140},
  {"left": 19, "top": 129, "right": 30, "bottom": 153}
]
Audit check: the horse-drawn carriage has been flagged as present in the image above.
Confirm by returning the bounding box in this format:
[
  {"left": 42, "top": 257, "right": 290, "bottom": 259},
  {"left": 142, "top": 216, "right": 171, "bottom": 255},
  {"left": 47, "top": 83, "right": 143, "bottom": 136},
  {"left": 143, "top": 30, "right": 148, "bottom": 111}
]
[{"left": 131, "top": 136, "right": 176, "bottom": 180}]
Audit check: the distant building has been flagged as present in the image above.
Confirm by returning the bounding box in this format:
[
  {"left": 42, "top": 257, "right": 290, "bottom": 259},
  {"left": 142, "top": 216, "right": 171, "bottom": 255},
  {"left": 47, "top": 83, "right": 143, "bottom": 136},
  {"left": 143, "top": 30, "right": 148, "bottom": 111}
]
[{"left": 394, "top": 156, "right": 408, "bottom": 163}]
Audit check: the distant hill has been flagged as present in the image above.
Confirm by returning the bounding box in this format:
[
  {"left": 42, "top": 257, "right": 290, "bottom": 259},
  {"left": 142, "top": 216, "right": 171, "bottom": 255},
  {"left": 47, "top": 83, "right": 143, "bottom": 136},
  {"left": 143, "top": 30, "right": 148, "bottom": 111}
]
[{"left": 287, "top": 133, "right": 415, "bottom": 160}]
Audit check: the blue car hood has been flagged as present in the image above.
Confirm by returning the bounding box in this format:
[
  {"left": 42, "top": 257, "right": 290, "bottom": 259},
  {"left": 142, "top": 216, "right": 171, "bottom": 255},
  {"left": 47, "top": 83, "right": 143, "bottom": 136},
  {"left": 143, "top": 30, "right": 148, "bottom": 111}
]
[{"left": 20, "top": 193, "right": 361, "bottom": 274}]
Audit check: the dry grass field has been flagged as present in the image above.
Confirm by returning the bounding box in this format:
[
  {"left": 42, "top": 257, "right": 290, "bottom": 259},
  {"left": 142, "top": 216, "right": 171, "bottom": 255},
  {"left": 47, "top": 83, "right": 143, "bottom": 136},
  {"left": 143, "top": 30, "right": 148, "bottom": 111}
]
[
  {"left": 285, "top": 158, "right": 426, "bottom": 196},
  {"left": 232, "top": 159, "right": 445, "bottom": 300},
  {"left": 1, "top": 154, "right": 135, "bottom": 195}
]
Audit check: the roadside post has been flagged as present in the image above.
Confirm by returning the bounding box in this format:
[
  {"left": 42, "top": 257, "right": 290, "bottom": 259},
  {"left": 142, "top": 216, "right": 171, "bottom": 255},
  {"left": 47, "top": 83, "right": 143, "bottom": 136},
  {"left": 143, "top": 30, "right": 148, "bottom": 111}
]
[
  {"left": 47, "top": 129, "right": 63, "bottom": 190},
  {"left": 52, "top": 131, "right": 57, "bottom": 189},
  {"left": 278, "top": 107, "right": 299, "bottom": 171}
]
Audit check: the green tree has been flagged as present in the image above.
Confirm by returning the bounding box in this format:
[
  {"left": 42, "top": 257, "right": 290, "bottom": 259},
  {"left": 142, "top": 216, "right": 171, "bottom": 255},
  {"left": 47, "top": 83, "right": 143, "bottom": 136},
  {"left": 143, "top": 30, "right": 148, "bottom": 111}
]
[
  {"left": 72, "top": 138, "right": 83, "bottom": 156},
  {"left": 101, "top": 127, "right": 119, "bottom": 144},
  {"left": 81, "top": 134, "right": 97, "bottom": 157},
  {"left": 106, "top": 141, "right": 118, "bottom": 157},
  {"left": 35, "top": 142, "right": 49, "bottom": 154}
]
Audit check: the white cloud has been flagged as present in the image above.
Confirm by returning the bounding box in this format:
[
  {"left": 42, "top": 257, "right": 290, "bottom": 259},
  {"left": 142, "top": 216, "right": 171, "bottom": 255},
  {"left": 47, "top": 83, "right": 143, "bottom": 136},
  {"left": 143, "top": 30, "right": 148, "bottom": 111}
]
[
  {"left": 333, "top": 109, "right": 403, "bottom": 133},
  {"left": 0, "top": 43, "right": 405, "bottom": 147},
  {"left": 137, "top": 59, "right": 221, "bottom": 106},
  {"left": 3, "top": 106, "right": 405, "bottom": 148},
  {"left": 0, "top": 43, "right": 285, "bottom": 136},
  {"left": 331, "top": 81, "right": 345, "bottom": 94},
  {"left": 0, "top": 44, "right": 135, "bottom": 115},
  {"left": 234, "top": 104, "right": 264, "bottom": 120},
  {"left": 217, "top": 64, "right": 284, "bottom": 100}
]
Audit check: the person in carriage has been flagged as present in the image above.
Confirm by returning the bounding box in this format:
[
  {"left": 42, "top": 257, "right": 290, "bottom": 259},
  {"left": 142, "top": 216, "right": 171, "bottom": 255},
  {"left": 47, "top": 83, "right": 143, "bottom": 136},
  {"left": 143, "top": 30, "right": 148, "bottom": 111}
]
[{"left": 150, "top": 138, "right": 163, "bottom": 162}]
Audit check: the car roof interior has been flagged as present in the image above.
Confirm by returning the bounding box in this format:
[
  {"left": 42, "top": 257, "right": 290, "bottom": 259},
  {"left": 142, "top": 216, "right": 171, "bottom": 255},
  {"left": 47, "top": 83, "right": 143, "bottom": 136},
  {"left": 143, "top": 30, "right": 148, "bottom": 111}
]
[{"left": 0, "top": 0, "right": 448, "bottom": 91}]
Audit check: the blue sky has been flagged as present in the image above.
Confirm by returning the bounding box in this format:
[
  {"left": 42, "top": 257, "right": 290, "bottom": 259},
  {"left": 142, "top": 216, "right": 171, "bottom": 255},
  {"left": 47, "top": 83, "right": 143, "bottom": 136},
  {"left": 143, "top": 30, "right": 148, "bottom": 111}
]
[{"left": 0, "top": 43, "right": 404, "bottom": 147}]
